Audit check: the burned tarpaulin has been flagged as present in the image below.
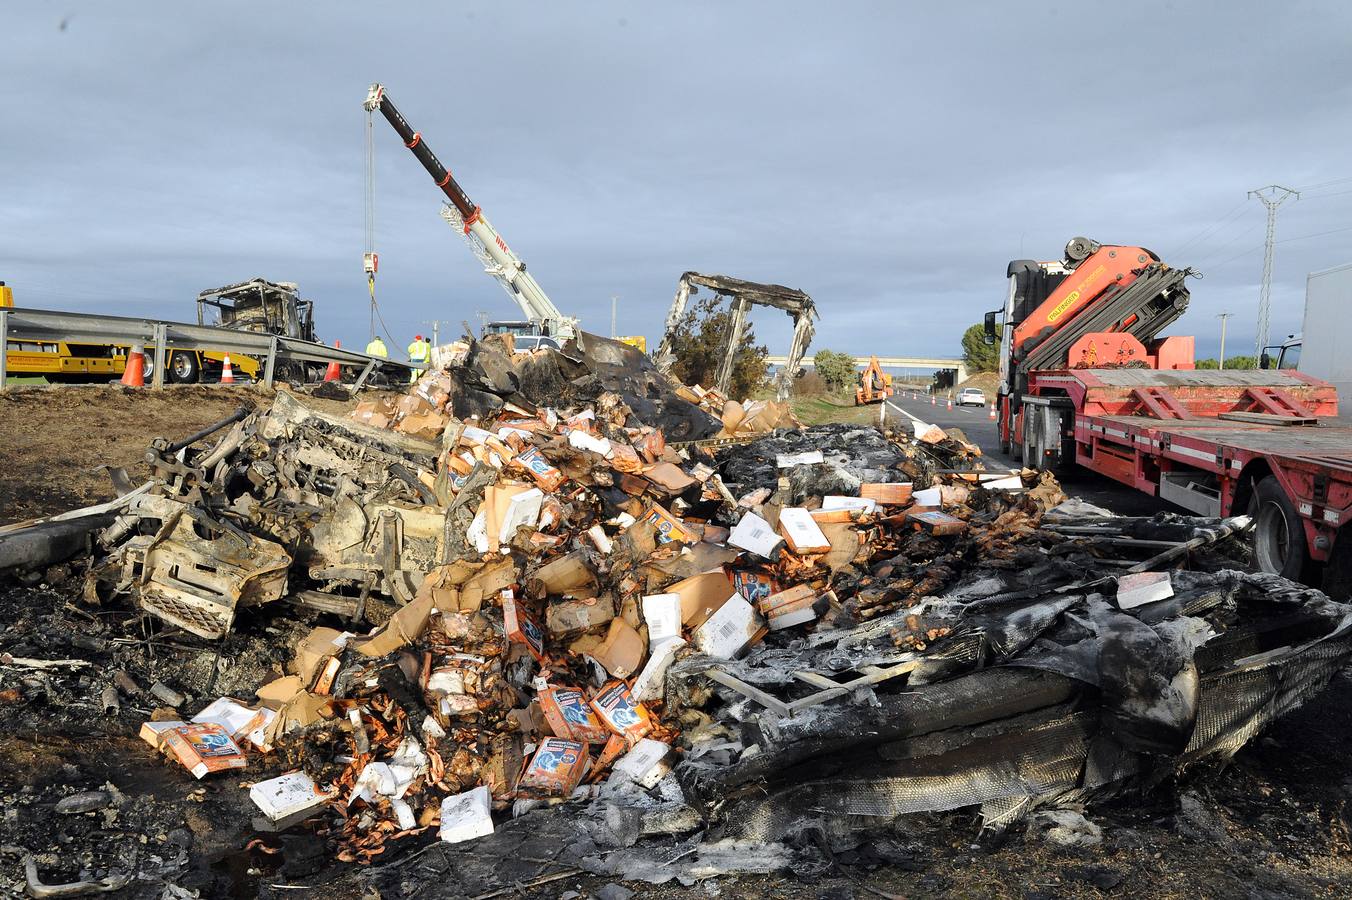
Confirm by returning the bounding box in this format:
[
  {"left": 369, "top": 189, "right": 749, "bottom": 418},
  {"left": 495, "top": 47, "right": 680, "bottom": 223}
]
[{"left": 669, "top": 569, "right": 1352, "bottom": 844}]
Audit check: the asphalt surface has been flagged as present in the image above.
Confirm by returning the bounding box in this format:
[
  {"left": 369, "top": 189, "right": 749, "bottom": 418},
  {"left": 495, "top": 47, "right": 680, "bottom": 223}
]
[{"left": 884, "top": 390, "right": 1173, "bottom": 516}]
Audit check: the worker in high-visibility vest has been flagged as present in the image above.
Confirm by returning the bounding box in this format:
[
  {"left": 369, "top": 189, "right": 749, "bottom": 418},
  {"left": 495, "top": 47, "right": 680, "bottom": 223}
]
[
  {"left": 407, "top": 334, "right": 431, "bottom": 383},
  {"left": 365, "top": 336, "right": 388, "bottom": 358}
]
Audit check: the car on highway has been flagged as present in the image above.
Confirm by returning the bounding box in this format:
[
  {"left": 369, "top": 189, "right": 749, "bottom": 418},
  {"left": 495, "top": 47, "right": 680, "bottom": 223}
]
[{"left": 957, "top": 387, "right": 987, "bottom": 407}]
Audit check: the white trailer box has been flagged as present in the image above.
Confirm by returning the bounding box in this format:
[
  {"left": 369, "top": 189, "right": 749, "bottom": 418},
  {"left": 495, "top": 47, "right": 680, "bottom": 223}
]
[{"left": 1301, "top": 263, "right": 1352, "bottom": 404}]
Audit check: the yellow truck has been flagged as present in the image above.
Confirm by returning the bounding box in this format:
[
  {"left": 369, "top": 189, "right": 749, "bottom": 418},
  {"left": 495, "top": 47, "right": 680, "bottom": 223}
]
[{"left": 1, "top": 281, "right": 261, "bottom": 383}]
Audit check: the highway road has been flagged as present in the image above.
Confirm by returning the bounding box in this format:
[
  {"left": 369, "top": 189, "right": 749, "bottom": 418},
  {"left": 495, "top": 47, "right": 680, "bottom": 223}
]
[{"left": 882, "top": 390, "right": 1173, "bottom": 516}]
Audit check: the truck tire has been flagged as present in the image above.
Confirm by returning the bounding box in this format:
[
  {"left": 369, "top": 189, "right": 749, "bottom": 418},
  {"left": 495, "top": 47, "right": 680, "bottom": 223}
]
[
  {"left": 168, "top": 351, "right": 200, "bottom": 384},
  {"left": 1252, "top": 475, "right": 1307, "bottom": 580}
]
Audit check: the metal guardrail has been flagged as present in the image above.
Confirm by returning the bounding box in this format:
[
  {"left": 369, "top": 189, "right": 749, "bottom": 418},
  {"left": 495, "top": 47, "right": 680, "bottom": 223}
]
[{"left": 0, "top": 306, "right": 426, "bottom": 391}]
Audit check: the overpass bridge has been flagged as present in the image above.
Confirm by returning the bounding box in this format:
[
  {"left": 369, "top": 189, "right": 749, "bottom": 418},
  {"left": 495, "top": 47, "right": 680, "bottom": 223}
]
[{"left": 766, "top": 355, "right": 968, "bottom": 384}]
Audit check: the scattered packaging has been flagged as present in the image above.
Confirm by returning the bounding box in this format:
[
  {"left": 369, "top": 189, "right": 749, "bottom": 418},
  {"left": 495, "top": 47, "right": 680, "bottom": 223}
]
[
  {"left": 546, "top": 595, "right": 617, "bottom": 635},
  {"left": 821, "top": 495, "right": 880, "bottom": 514},
  {"left": 730, "top": 570, "right": 780, "bottom": 605},
  {"left": 160, "top": 723, "right": 248, "bottom": 779},
  {"left": 645, "top": 503, "right": 697, "bottom": 544},
  {"left": 539, "top": 686, "right": 609, "bottom": 743},
  {"left": 250, "top": 771, "right": 334, "bottom": 823},
  {"left": 729, "top": 512, "right": 784, "bottom": 558},
  {"left": 692, "top": 594, "right": 763, "bottom": 659},
  {"left": 519, "top": 738, "right": 590, "bottom": 797},
  {"left": 859, "top": 482, "right": 914, "bottom": 505},
  {"left": 632, "top": 637, "right": 684, "bottom": 702},
  {"left": 776, "top": 450, "right": 824, "bottom": 468},
  {"left": 593, "top": 618, "right": 646, "bottom": 678},
  {"left": 667, "top": 571, "right": 736, "bottom": 625},
  {"left": 907, "top": 509, "right": 967, "bottom": 535},
  {"left": 590, "top": 681, "right": 653, "bottom": 743},
  {"left": 1117, "top": 571, "right": 1174, "bottom": 609},
  {"left": 438, "top": 786, "right": 495, "bottom": 844},
  {"left": 608, "top": 738, "right": 673, "bottom": 790},
  {"left": 503, "top": 592, "right": 547, "bottom": 663},
  {"left": 640, "top": 593, "right": 682, "bottom": 643},
  {"left": 513, "top": 447, "right": 567, "bottom": 491},
  {"left": 778, "top": 507, "right": 832, "bottom": 554}
]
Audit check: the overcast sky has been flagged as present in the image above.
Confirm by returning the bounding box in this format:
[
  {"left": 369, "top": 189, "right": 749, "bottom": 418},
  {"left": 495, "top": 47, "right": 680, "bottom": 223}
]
[{"left": 5, "top": 2, "right": 1352, "bottom": 365}]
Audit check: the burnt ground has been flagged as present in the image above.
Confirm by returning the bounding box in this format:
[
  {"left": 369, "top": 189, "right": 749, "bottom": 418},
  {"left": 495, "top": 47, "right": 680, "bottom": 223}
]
[{"left": 1, "top": 386, "right": 1352, "bottom": 898}]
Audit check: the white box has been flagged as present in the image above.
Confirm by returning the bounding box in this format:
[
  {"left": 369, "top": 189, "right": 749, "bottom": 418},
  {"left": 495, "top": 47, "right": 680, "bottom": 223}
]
[
  {"left": 632, "top": 637, "right": 685, "bottom": 702},
  {"left": 777, "top": 507, "right": 831, "bottom": 554},
  {"left": 912, "top": 487, "right": 942, "bottom": 506},
  {"left": 821, "top": 496, "right": 879, "bottom": 514},
  {"left": 776, "top": 451, "right": 824, "bottom": 468},
  {"left": 191, "top": 698, "right": 257, "bottom": 737},
  {"left": 641, "top": 594, "right": 682, "bottom": 643},
  {"left": 692, "top": 596, "right": 762, "bottom": 659},
  {"left": 249, "top": 771, "right": 334, "bottom": 822},
  {"left": 728, "top": 512, "right": 784, "bottom": 558},
  {"left": 438, "top": 785, "right": 495, "bottom": 844},
  {"left": 609, "top": 738, "right": 672, "bottom": 789},
  {"left": 499, "top": 488, "right": 544, "bottom": 542},
  {"left": 1116, "top": 572, "right": 1174, "bottom": 609}
]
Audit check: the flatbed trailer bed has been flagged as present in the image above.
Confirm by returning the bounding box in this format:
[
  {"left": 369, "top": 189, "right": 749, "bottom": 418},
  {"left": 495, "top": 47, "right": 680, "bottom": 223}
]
[{"left": 1022, "top": 368, "right": 1352, "bottom": 580}]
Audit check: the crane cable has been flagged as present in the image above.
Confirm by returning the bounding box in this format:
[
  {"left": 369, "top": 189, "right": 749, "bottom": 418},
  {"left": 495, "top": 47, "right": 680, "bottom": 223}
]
[{"left": 363, "top": 103, "right": 400, "bottom": 352}]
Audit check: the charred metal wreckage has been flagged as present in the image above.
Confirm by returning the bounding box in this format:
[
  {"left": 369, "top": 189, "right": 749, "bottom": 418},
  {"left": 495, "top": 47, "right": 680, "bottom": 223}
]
[{"left": 2, "top": 330, "right": 1350, "bottom": 894}]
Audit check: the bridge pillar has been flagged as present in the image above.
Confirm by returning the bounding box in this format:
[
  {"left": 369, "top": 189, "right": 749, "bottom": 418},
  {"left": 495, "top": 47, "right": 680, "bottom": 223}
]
[{"left": 956, "top": 362, "right": 968, "bottom": 384}]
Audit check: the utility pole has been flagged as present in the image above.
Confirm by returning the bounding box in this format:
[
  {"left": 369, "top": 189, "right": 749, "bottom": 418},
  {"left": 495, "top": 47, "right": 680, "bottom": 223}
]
[
  {"left": 421, "top": 319, "right": 444, "bottom": 347},
  {"left": 1216, "top": 312, "right": 1233, "bottom": 370},
  {"left": 1248, "top": 185, "right": 1299, "bottom": 356},
  {"left": 611, "top": 296, "right": 618, "bottom": 338},
  {"left": 475, "top": 310, "right": 490, "bottom": 334}
]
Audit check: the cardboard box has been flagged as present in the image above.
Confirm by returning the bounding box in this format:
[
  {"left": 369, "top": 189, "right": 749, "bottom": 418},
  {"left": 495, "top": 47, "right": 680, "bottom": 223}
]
[
  {"left": 139, "top": 719, "right": 184, "bottom": 749},
  {"left": 190, "top": 697, "right": 258, "bottom": 738},
  {"left": 546, "top": 595, "right": 617, "bottom": 635},
  {"left": 294, "top": 627, "right": 349, "bottom": 684},
  {"left": 593, "top": 618, "right": 646, "bottom": 678},
  {"left": 590, "top": 681, "right": 652, "bottom": 743},
  {"left": 632, "top": 637, "right": 683, "bottom": 702},
  {"left": 643, "top": 462, "right": 697, "bottom": 495},
  {"left": 518, "top": 738, "right": 590, "bottom": 797},
  {"left": 859, "top": 482, "right": 914, "bottom": 505},
  {"left": 756, "top": 583, "right": 817, "bottom": 617},
  {"left": 502, "top": 592, "right": 547, "bottom": 663},
  {"left": 666, "top": 571, "right": 736, "bottom": 626},
  {"left": 485, "top": 732, "right": 524, "bottom": 801},
  {"left": 250, "top": 771, "right": 334, "bottom": 823},
  {"left": 640, "top": 593, "right": 682, "bottom": 643},
  {"left": 644, "top": 503, "right": 696, "bottom": 544},
  {"left": 438, "top": 786, "right": 495, "bottom": 844},
  {"left": 608, "top": 738, "right": 673, "bottom": 790},
  {"left": 691, "top": 594, "right": 762, "bottom": 659},
  {"left": 512, "top": 447, "right": 566, "bottom": 491},
  {"left": 160, "top": 723, "right": 248, "bottom": 779},
  {"left": 729, "top": 512, "right": 784, "bottom": 558},
  {"left": 907, "top": 509, "right": 967, "bottom": 535},
  {"left": 538, "top": 686, "right": 609, "bottom": 744},
  {"left": 822, "top": 495, "right": 880, "bottom": 514},
  {"left": 730, "top": 570, "right": 780, "bottom": 605},
  {"left": 526, "top": 551, "right": 598, "bottom": 599},
  {"left": 777, "top": 508, "right": 832, "bottom": 554}
]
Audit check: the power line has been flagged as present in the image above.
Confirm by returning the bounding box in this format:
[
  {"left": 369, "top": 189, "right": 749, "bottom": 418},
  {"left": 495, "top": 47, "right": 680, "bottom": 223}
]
[
  {"left": 1296, "top": 175, "right": 1352, "bottom": 192},
  {"left": 1172, "top": 200, "right": 1249, "bottom": 257}
]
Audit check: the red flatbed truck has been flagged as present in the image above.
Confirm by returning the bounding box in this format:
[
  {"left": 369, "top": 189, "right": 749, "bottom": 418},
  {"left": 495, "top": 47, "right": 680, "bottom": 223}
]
[{"left": 988, "top": 237, "right": 1352, "bottom": 596}]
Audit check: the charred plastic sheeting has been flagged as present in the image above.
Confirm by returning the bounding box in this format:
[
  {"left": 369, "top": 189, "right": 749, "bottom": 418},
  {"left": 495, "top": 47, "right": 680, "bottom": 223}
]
[{"left": 671, "top": 569, "right": 1352, "bottom": 844}]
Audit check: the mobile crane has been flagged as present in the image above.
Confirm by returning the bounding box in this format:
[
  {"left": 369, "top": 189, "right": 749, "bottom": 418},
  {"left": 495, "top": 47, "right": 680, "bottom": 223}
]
[
  {"left": 988, "top": 237, "right": 1352, "bottom": 596},
  {"left": 363, "top": 84, "right": 578, "bottom": 340}
]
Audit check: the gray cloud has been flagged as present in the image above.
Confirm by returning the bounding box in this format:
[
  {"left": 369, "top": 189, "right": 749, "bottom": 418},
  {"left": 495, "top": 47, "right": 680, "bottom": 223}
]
[{"left": 4, "top": 1, "right": 1351, "bottom": 364}]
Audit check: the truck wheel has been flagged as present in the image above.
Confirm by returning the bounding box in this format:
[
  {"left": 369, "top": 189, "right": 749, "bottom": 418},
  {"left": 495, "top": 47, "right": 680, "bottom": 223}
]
[
  {"left": 168, "top": 352, "right": 200, "bottom": 384},
  {"left": 1253, "top": 475, "right": 1307, "bottom": 580}
]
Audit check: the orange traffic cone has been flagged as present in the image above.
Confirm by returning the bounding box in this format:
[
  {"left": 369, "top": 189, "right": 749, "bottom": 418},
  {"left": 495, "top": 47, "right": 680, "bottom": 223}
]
[
  {"left": 930, "top": 395, "right": 936, "bottom": 406},
  {"left": 324, "top": 340, "right": 343, "bottom": 382},
  {"left": 220, "top": 354, "right": 236, "bottom": 384},
  {"left": 120, "top": 344, "right": 145, "bottom": 387},
  {"left": 989, "top": 403, "right": 996, "bottom": 420},
  {"left": 947, "top": 398, "right": 953, "bottom": 410}
]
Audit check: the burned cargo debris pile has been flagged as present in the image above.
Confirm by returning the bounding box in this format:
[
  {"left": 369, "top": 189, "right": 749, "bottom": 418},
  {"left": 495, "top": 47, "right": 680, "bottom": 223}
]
[{"left": 2, "top": 331, "right": 1351, "bottom": 893}]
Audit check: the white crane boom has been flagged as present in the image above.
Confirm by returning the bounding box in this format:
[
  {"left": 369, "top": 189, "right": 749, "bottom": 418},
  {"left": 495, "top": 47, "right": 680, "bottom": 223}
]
[{"left": 363, "top": 84, "right": 577, "bottom": 339}]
